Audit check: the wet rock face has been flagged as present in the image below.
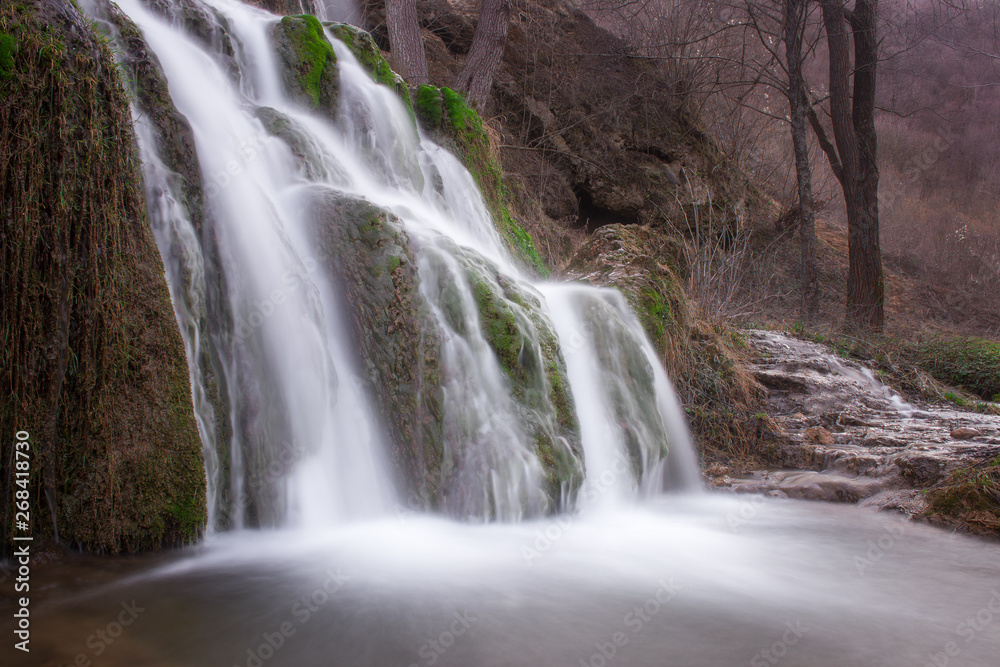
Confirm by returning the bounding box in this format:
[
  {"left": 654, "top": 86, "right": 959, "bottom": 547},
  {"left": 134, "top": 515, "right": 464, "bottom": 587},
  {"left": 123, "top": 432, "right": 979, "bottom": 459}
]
[
  {"left": 725, "top": 331, "right": 1000, "bottom": 518},
  {"left": 311, "top": 192, "right": 445, "bottom": 507},
  {"left": 105, "top": 2, "right": 204, "bottom": 231},
  {"left": 452, "top": 247, "right": 584, "bottom": 499},
  {"left": 143, "top": 0, "right": 241, "bottom": 74},
  {"left": 0, "top": 0, "right": 205, "bottom": 553},
  {"left": 272, "top": 14, "right": 340, "bottom": 112},
  {"left": 309, "top": 191, "right": 584, "bottom": 510}
]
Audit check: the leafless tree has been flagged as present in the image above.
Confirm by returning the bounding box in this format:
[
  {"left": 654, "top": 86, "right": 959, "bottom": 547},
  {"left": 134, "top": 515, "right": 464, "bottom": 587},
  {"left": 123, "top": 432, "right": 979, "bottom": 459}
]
[
  {"left": 783, "top": 0, "right": 820, "bottom": 320},
  {"left": 385, "top": 0, "right": 429, "bottom": 83},
  {"left": 453, "top": 0, "right": 513, "bottom": 107},
  {"left": 816, "top": 0, "right": 883, "bottom": 332}
]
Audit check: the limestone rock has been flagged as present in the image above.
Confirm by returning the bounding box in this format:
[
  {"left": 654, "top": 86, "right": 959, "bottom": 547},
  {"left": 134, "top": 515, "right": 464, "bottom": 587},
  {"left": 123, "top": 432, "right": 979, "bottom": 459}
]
[{"left": 804, "top": 426, "right": 835, "bottom": 445}]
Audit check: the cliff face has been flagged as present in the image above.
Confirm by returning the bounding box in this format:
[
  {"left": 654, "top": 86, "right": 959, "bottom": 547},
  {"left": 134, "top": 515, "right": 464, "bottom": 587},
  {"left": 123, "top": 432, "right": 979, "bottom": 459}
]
[{"left": 0, "top": 0, "right": 206, "bottom": 555}]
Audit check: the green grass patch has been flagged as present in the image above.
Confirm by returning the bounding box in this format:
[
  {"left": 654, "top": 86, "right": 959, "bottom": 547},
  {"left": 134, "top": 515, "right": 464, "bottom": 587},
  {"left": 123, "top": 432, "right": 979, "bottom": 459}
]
[
  {"left": 925, "top": 456, "right": 1000, "bottom": 535},
  {"left": 913, "top": 336, "right": 1000, "bottom": 401}
]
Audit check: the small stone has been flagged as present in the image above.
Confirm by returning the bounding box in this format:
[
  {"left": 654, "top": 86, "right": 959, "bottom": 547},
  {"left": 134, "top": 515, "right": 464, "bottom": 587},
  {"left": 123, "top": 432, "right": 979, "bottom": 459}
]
[
  {"left": 705, "top": 462, "right": 732, "bottom": 477},
  {"left": 792, "top": 412, "right": 806, "bottom": 420},
  {"left": 804, "top": 426, "right": 835, "bottom": 445},
  {"left": 950, "top": 427, "right": 982, "bottom": 440}
]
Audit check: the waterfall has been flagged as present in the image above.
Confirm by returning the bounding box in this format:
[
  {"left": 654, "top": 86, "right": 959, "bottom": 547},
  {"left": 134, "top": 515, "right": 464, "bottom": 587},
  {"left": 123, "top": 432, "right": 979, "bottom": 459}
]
[{"left": 90, "top": 0, "right": 699, "bottom": 530}]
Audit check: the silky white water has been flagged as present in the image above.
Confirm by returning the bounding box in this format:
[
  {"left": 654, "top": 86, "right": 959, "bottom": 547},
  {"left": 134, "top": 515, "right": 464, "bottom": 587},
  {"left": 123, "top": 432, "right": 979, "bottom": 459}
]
[
  {"left": 95, "top": 0, "right": 698, "bottom": 528},
  {"left": 27, "top": 496, "right": 1000, "bottom": 667},
  {"left": 20, "top": 3, "right": 1000, "bottom": 666}
]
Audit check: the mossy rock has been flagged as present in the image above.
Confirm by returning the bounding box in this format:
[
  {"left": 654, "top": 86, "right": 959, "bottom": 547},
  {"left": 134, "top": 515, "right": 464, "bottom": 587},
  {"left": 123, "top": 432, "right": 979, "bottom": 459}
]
[
  {"left": 414, "top": 84, "right": 548, "bottom": 275},
  {"left": 0, "top": 0, "right": 205, "bottom": 554},
  {"left": 310, "top": 191, "right": 445, "bottom": 507},
  {"left": 573, "top": 289, "right": 671, "bottom": 477},
  {"left": 255, "top": 105, "right": 343, "bottom": 181},
  {"left": 273, "top": 14, "right": 339, "bottom": 112},
  {"left": 310, "top": 190, "right": 582, "bottom": 509},
  {"left": 565, "top": 224, "right": 768, "bottom": 470},
  {"left": 325, "top": 21, "right": 413, "bottom": 120},
  {"left": 459, "top": 252, "right": 583, "bottom": 499}
]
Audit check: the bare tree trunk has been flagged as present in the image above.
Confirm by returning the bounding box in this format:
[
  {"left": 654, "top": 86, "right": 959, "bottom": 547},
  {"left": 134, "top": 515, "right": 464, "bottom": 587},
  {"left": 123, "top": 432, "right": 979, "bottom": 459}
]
[
  {"left": 453, "top": 0, "right": 511, "bottom": 108},
  {"left": 784, "top": 0, "right": 818, "bottom": 323},
  {"left": 820, "top": 0, "right": 883, "bottom": 334},
  {"left": 385, "top": 0, "right": 428, "bottom": 84},
  {"left": 848, "top": 0, "right": 884, "bottom": 332}
]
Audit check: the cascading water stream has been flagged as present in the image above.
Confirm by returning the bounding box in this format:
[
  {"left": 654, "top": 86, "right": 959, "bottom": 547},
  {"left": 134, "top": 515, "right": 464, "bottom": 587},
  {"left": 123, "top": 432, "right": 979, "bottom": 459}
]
[
  {"left": 91, "top": 0, "right": 700, "bottom": 530},
  {"left": 22, "top": 5, "right": 1000, "bottom": 666}
]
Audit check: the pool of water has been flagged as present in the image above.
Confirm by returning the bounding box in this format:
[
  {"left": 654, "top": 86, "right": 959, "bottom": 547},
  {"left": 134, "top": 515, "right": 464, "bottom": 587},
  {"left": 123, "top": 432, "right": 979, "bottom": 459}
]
[{"left": 10, "top": 495, "right": 1000, "bottom": 667}]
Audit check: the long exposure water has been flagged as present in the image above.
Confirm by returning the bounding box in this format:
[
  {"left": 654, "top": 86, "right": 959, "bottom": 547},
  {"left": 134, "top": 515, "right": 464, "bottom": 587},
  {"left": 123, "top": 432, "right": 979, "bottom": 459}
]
[{"left": 7, "top": 0, "right": 1000, "bottom": 665}]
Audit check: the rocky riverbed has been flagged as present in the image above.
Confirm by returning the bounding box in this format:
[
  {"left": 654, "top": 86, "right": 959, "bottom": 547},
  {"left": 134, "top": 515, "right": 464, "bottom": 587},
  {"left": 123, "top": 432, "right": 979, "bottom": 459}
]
[{"left": 712, "top": 330, "right": 1000, "bottom": 524}]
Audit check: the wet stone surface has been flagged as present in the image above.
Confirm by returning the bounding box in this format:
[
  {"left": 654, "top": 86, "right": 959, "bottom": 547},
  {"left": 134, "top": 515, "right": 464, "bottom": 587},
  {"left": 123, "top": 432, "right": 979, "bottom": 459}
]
[{"left": 715, "top": 330, "right": 1000, "bottom": 517}]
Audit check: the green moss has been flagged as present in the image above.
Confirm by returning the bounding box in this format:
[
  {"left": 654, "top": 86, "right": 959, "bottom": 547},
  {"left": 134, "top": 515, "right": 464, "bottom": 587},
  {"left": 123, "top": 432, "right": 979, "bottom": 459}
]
[
  {"left": 471, "top": 274, "right": 522, "bottom": 374},
  {"left": 925, "top": 456, "right": 1000, "bottom": 535},
  {"left": 166, "top": 488, "right": 203, "bottom": 537},
  {"left": 415, "top": 83, "right": 443, "bottom": 129},
  {"left": 0, "top": 33, "right": 14, "bottom": 81},
  {"left": 0, "top": 2, "right": 206, "bottom": 554},
  {"left": 442, "top": 86, "right": 482, "bottom": 138},
  {"left": 637, "top": 286, "right": 672, "bottom": 343},
  {"left": 497, "top": 207, "right": 547, "bottom": 276},
  {"left": 414, "top": 86, "right": 548, "bottom": 275},
  {"left": 914, "top": 337, "right": 1000, "bottom": 401},
  {"left": 279, "top": 15, "right": 336, "bottom": 109}
]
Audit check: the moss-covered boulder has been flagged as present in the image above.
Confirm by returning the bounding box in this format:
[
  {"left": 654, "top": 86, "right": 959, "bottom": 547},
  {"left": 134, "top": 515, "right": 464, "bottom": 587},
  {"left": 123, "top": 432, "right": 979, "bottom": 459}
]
[
  {"left": 567, "top": 287, "right": 673, "bottom": 478},
  {"left": 415, "top": 84, "right": 548, "bottom": 275},
  {"left": 309, "top": 190, "right": 583, "bottom": 509},
  {"left": 325, "top": 21, "right": 413, "bottom": 119},
  {"left": 452, "top": 249, "right": 583, "bottom": 500},
  {"left": 566, "top": 224, "right": 769, "bottom": 469},
  {"left": 0, "top": 0, "right": 205, "bottom": 554},
  {"left": 256, "top": 105, "right": 343, "bottom": 181},
  {"left": 310, "top": 192, "right": 446, "bottom": 507},
  {"left": 273, "top": 14, "right": 339, "bottom": 112}
]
